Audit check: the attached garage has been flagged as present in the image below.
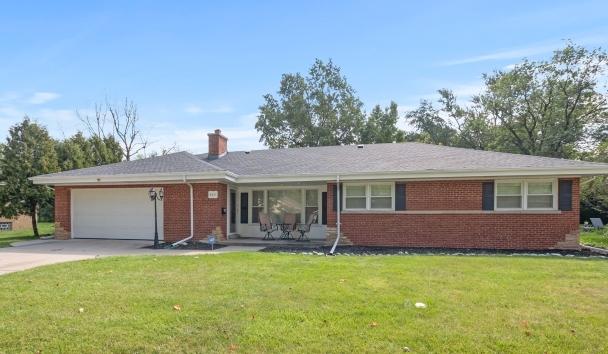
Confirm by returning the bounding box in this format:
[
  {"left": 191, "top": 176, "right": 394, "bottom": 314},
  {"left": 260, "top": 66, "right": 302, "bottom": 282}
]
[{"left": 71, "top": 188, "right": 163, "bottom": 240}]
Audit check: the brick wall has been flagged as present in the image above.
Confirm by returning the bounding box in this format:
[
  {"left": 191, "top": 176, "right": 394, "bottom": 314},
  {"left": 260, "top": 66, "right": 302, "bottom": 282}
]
[
  {"left": 0, "top": 214, "right": 32, "bottom": 231},
  {"left": 53, "top": 183, "right": 227, "bottom": 242},
  {"left": 327, "top": 179, "right": 580, "bottom": 250},
  {"left": 407, "top": 180, "right": 483, "bottom": 210}
]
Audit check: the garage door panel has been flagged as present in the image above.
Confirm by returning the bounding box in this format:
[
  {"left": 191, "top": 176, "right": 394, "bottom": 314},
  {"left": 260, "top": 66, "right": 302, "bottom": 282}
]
[{"left": 72, "top": 188, "right": 163, "bottom": 240}]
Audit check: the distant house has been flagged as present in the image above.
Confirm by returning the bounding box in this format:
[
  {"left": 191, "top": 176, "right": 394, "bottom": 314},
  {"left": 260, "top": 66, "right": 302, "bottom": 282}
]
[
  {"left": 0, "top": 182, "right": 32, "bottom": 231},
  {"left": 32, "top": 129, "right": 608, "bottom": 250}
]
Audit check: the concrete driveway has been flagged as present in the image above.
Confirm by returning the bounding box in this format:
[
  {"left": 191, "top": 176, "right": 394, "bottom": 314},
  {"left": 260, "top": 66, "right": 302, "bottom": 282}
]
[{"left": 0, "top": 239, "right": 262, "bottom": 275}]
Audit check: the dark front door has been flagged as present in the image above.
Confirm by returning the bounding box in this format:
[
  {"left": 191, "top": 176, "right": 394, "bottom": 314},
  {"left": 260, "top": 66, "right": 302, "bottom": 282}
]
[{"left": 230, "top": 190, "right": 236, "bottom": 233}]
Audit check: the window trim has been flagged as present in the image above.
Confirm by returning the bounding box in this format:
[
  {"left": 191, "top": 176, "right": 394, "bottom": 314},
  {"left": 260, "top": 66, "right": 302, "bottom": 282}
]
[
  {"left": 494, "top": 179, "right": 557, "bottom": 211},
  {"left": 343, "top": 182, "right": 395, "bottom": 211}
]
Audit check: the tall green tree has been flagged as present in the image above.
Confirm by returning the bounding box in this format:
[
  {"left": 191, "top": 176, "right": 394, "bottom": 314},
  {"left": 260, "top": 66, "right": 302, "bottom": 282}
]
[
  {"left": 479, "top": 43, "right": 608, "bottom": 158},
  {"left": 360, "top": 102, "right": 406, "bottom": 144},
  {"left": 405, "top": 99, "right": 458, "bottom": 146},
  {"left": 56, "top": 132, "right": 123, "bottom": 170},
  {"left": 256, "top": 59, "right": 365, "bottom": 148},
  {"left": 0, "top": 118, "right": 59, "bottom": 236}
]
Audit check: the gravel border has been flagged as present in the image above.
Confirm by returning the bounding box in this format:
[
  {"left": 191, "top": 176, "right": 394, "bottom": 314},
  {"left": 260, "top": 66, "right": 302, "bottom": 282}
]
[{"left": 260, "top": 245, "right": 608, "bottom": 258}]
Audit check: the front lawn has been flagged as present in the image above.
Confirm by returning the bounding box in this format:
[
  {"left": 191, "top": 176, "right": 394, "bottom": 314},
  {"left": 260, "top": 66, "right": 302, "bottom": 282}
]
[
  {"left": 0, "top": 222, "right": 54, "bottom": 248},
  {"left": 580, "top": 228, "right": 608, "bottom": 249},
  {"left": 0, "top": 253, "right": 606, "bottom": 353}
]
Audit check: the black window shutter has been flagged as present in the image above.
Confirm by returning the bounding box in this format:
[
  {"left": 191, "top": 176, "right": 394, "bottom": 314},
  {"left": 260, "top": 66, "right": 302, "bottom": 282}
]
[
  {"left": 332, "top": 184, "right": 342, "bottom": 211},
  {"left": 482, "top": 182, "right": 494, "bottom": 211},
  {"left": 395, "top": 183, "right": 406, "bottom": 210},
  {"left": 558, "top": 180, "right": 573, "bottom": 211},
  {"left": 321, "top": 192, "right": 327, "bottom": 225},
  {"left": 240, "top": 192, "right": 249, "bottom": 223}
]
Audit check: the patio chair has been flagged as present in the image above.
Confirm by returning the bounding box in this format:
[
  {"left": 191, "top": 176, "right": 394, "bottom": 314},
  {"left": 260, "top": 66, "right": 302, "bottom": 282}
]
[
  {"left": 296, "top": 211, "right": 318, "bottom": 241},
  {"left": 259, "top": 212, "right": 277, "bottom": 240},
  {"left": 590, "top": 218, "right": 605, "bottom": 229},
  {"left": 280, "top": 213, "right": 297, "bottom": 240}
]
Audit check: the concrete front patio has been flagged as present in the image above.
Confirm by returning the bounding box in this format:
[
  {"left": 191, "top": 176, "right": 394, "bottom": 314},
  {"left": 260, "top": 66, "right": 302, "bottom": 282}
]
[{"left": 0, "top": 239, "right": 262, "bottom": 275}]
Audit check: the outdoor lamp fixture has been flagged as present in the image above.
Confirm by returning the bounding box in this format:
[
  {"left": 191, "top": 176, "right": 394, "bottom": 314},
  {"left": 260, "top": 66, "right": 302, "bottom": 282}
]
[{"left": 149, "top": 187, "right": 164, "bottom": 248}]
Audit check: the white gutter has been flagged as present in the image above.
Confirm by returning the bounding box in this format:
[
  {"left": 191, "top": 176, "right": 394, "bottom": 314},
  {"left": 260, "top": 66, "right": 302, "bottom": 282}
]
[
  {"left": 171, "top": 176, "right": 194, "bottom": 247},
  {"left": 329, "top": 175, "right": 341, "bottom": 255},
  {"left": 30, "top": 166, "right": 608, "bottom": 186},
  {"left": 235, "top": 167, "right": 608, "bottom": 184}
]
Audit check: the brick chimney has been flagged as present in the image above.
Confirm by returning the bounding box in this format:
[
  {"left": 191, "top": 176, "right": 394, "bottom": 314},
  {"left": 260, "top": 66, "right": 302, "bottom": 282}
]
[{"left": 207, "top": 129, "right": 228, "bottom": 159}]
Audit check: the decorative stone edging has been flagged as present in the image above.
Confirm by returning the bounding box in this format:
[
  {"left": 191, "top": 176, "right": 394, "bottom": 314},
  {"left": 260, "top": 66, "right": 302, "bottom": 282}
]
[
  {"left": 260, "top": 245, "right": 608, "bottom": 259},
  {"left": 581, "top": 245, "right": 608, "bottom": 255}
]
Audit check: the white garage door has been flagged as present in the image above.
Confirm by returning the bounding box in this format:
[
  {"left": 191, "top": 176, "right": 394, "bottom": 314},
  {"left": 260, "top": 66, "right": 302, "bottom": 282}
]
[{"left": 72, "top": 188, "right": 163, "bottom": 240}]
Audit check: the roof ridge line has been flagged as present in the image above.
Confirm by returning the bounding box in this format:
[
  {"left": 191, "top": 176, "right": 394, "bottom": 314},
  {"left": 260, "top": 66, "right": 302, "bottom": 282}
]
[{"left": 182, "top": 151, "right": 225, "bottom": 171}]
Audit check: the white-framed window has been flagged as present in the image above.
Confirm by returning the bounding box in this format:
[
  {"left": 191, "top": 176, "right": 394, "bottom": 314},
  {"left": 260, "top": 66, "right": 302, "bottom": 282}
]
[
  {"left": 344, "top": 184, "right": 367, "bottom": 210},
  {"left": 496, "top": 181, "right": 523, "bottom": 209},
  {"left": 526, "top": 180, "right": 555, "bottom": 209},
  {"left": 251, "top": 190, "right": 265, "bottom": 223},
  {"left": 305, "top": 189, "right": 319, "bottom": 222},
  {"left": 343, "top": 183, "right": 394, "bottom": 211},
  {"left": 268, "top": 189, "right": 303, "bottom": 223},
  {"left": 495, "top": 179, "right": 556, "bottom": 210}
]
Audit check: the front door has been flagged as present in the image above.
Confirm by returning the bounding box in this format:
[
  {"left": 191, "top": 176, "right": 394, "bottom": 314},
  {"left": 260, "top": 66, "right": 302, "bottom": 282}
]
[{"left": 230, "top": 190, "right": 236, "bottom": 233}]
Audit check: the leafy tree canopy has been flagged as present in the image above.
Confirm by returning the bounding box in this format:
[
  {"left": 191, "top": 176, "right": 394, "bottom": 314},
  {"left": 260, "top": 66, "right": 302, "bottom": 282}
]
[{"left": 0, "top": 118, "right": 59, "bottom": 236}]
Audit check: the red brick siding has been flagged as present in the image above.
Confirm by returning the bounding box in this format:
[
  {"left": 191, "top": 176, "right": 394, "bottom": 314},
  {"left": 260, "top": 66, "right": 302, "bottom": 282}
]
[
  {"left": 407, "top": 180, "right": 484, "bottom": 210},
  {"left": 327, "top": 179, "right": 580, "bottom": 250},
  {"left": 54, "top": 186, "right": 71, "bottom": 239},
  {"left": 193, "top": 183, "right": 228, "bottom": 240},
  {"left": 53, "top": 183, "right": 227, "bottom": 242}
]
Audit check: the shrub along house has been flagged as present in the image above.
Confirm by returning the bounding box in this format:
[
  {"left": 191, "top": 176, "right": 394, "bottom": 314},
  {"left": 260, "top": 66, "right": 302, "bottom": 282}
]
[{"left": 32, "top": 129, "right": 608, "bottom": 250}]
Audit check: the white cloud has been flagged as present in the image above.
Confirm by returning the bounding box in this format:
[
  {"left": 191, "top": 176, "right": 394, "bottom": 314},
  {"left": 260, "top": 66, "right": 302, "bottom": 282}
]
[
  {"left": 184, "top": 104, "right": 234, "bottom": 115},
  {"left": 144, "top": 112, "right": 264, "bottom": 155},
  {"left": 27, "top": 92, "right": 61, "bottom": 105},
  {"left": 451, "top": 82, "right": 484, "bottom": 97},
  {"left": 439, "top": 43, "right": 558, "bottom": 66},
  {"left": 149, "top": 127, "right": 262, "bottom": 154},
  {"left": 184, "top": 104, "right": 203, "bottom": 114}
]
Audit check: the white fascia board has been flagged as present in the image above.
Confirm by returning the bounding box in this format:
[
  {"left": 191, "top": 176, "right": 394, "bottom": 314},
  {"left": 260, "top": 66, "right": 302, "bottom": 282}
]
[
  {"left": 30, "top": 166, "right": 608, "bottom": 185},
  {"left": 30, "top": 171, "right": 237, "bottom": 185},
  {"left": 234, "top": 167, "right": 608, "bottom": 183}
]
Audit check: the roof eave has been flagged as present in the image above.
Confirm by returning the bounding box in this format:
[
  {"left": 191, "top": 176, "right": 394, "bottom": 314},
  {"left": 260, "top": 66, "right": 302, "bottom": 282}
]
[
  {"left": 30, "top": 171, "right": 237, "bottom": 185},
  {"left": 234, "top": 167, "right": 608, "bottom": 183},
  {"left": 29, "top": 166, "right": 608, "bottom": 185}
]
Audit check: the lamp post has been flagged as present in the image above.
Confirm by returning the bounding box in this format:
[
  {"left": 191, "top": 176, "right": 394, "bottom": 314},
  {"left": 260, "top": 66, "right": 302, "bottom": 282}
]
[{"left": 149, "top": 187, "right": 164, "bottom": 248}]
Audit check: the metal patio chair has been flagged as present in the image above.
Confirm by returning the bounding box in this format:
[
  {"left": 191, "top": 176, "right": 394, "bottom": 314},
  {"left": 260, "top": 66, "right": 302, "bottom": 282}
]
[
  {"left": 590, "top": 218, "right": 605, "bottom": 229},
  {"left": 280, "top": 213, "right": 297, "bottom": 240},
  {"left": 296, "top": 211, "right": 318, "bottom": 241},
  {"left": 259, "top": 212, "right": 277, "bottom": 240}
]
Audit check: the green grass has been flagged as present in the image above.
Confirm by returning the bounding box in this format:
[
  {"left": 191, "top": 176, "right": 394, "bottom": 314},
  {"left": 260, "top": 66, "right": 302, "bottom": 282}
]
[
  {"left": 0, "top": 222, "right": 54, "bottom": 248},
  {"left": 0, "top": 253, "right": 606, "bottom": 353},
  {"left": 580, "top": 228, "right": 608, "bottom": 249}
]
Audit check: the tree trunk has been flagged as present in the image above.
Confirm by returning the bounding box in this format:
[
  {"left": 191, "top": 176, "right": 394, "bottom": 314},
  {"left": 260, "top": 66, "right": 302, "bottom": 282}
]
[{"left": 31, "top": 202, "right": 39, "bottom": 237}]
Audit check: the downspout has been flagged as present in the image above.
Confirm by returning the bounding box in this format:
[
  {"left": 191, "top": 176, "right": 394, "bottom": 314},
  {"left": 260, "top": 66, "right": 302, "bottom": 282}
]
[
  {"left": 171, "top": 175, "right": 194, "bottom": 247},
  {"left": 329, "top": 175, "right": 341, "bottom": 255}
]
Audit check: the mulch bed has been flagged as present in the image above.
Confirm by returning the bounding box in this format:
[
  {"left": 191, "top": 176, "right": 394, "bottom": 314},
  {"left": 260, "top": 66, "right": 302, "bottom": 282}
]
[
  {"left": 260, "top": 245, "right": 608, "bottom": 258},
  {"left": 143, "top": 242, "right": 227, "bottom": 250}
]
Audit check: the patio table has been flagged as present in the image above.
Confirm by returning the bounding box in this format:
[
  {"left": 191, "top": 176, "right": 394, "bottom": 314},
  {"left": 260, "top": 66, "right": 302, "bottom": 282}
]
[{"left": 275, "top": 223, "right": 295, "bottom": 240}]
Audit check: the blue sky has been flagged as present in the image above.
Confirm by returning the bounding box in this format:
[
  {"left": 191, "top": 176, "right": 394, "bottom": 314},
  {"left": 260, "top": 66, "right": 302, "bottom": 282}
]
[{"left": 1, "top": 0, "right": 608, "bottom": 153}]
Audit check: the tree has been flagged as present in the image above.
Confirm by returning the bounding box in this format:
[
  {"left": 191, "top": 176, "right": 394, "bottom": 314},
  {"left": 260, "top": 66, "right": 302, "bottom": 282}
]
[
  {"left": 0, "top": 118, "right": 59, "bottom": 236},
  {"left": 478, "top": 43, "right": 608, "bottom": 158},
  {"left": 79, "top": 97, "right": 148, "bottom": 160},
  {"left": 55, "top": 132, "right": 123, "bottom": 170},
  {"left": 360, "top": 102, "right": 406, "bottom": 144},
  {"left": 256, "top": 59, "right": 365, "bottom": 148},
  {"left": 405, "top": 99, "right": 458, "bottom": 146}
]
